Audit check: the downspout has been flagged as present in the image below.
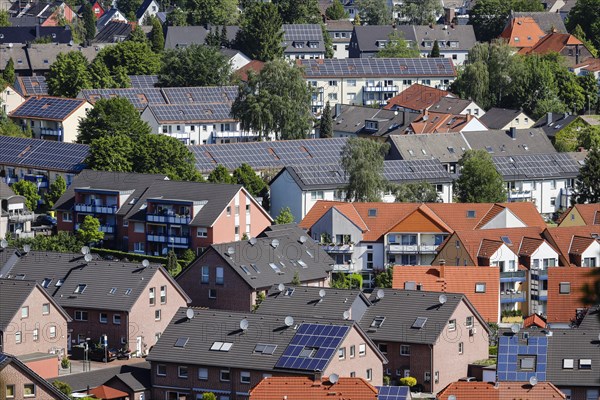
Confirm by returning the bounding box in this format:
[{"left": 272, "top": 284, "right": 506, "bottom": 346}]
[{"left": 429, "top": 343, "right": 434, "bottom": 393}]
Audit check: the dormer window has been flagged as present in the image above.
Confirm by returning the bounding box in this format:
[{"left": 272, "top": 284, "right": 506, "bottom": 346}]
[{"left": 365, "top": 120, "right": 379, "bottom": 130}]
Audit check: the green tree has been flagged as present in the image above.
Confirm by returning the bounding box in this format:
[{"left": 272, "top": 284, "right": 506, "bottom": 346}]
[
  {"left": 340, "top": 137, "right": 390, "bottom": 202},
  {"left": 430, "top": 40, "right": 440, "bottom": 57},
  {"left": 82, "top": 3, "right": 96, "bottom": 42},
  {"left": 566, "top": 0, "right": 600, "bottom": 49},
  {"left": 47, "top": 52, "right": 92, "bottom": 97},
  {"left": 150, "top": 17, "right": 164, "bottom": 52},
  {"left": 353, "top": 13, "right": 361, "bottom": 25},
  {"left": 186, "top": 0, "right": 238, "bottom": 26},
  {"left": 356, "top": 0, "right": 390, "bottom": 25},
  {"left": 2, "top": 58, "right": 15, "bottom": 84},
  {"left": 573, "top": 146, "right": 600, "bottom": 204},
  {"left": 117, "top": 0, "right": 142, "bottom": 19},
  {"left": 468, "top": 0, "right": 511, "bottom": 42},
  {"left": 374, "top": 267, "right": 393, "bottom": 288},
  {"left": 208, "top": 164, "right": 234, "bottom": 184},
  {"left": 52, "top": 381, "right": 72, "bottom": 396},
  {"left": 578, "top": 73, "right": 599, "bottom": 113},
  {"left": 232, "top": 60, "right": 312, "bottom": 140},
  {"left": 128, "top": 25, "right": 148, "bottom": 43},
  {"left": 202, "top": 393, "right": 217, "bottom": 400},
  {"left": 573, "top": 24, "right": 599, "bottom": 58},
  {"left": 88, "top": 61, "right": 117, "bottom": 89},
  {"left": 112, "top": 65, "right": 132, "bottom": 88},
  {"left": 0, "top": 10, "right": 10, "bottom": 26},
  {"left": 77, "top": 97, "right": 151, "bottom": 144},
  {"left": 45, "top": 176, "right": 66, "bottom": 208},
  {"left": 166, "top": 250, "right": 180, "bottom": 276},
  {"left": 77, "top": 215, "right": 105, "bottom": 245},
  {"left": 319, "top": 102, "right": 333, "bottom": 138},
  {"left": 232, "top": 163, "right": 266, "bottom": 196},
  {"left": 399, "top": 377, "right": 417, "bottom": 387},
  {"left": 326, "top": 0, "right": 348, "bottom": 20},
  {"left": 273, "top": 0, "right": 320, "bottom": 24},
  {"left": 12, "top": 180, "right": 40, "bottom": 211},
  {"left": 322, "top": 23, "right": 334, "bottom": 58},
  {"left": 235, "top": 2, "right": 284, "bottom": 62},
  {"left": 85, "top": 135, "right": 135, "bottom": 172},
  {"left": 291, "top": 271, "right": 301, "bottom": 285},
  {"left": 397, "top": 0, "right": 442, "bottom": 25},
  {"left": 376, "top": 31, "right": 420, "bottom": 58},
  {"left": 158, "top": 45, "right": 231, "bottom": 87},
  {"left": 455, "top": 150, "right": 506, "bottom": 203},
  {"left": 8, "top": 231, "right": 82, "bottom": 253},
  {"left": 180, "top": 249, "right": 196, "bottom": 265},
  {"left": 167, "top": 7, "right": 188, "bottom": 26},
  {"left": 0, "top": 118, "right": 31, "bottom": 137},
  {"left": 133, "top": 134, "right": 202, "bottom": 181},
  {"left": 274, "top": 207, "right": 294, "bottom": 224},
  {"left": 391, "top": 181, "right": 439, "bottom": 202},
  {"left": 578, "top": 126, "right": 600, "bottom": 150},
  {"left": 94, "top": 41, "right": 162, "bottom": 75}
]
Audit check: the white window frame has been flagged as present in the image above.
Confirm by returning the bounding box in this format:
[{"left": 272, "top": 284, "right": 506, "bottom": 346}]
[
  {"left": 240, "top": 371, "right": 251, "bottom": 384},
  {"left": 49, "top": 325, "right": 56, "bottom": 338},
  {"left": 220, "top": 369, "right": 231, "bottom": 382},
  {"left": 358, "top": 343, "right": 366, "bottom": 356},
  {"left": 400, "top": 345, "right": 410, "bottom": 356},
  {"left": 113, "top": 314, "right": 121, "bottom": 325},
  {"left": 178, "top": 366, "right": 188, "bottom": 378},
  {"left": 42, "top": 303, "right": 50, "bottom": 315},
  {"left": 198, "top": 367, "right": 208, "bottom": 380},
  {"left": 157, "top": 364, "right": 167, "bottom": 376},
  {"left": 99, "top": 313, "right": 108, "bottom": 323}
]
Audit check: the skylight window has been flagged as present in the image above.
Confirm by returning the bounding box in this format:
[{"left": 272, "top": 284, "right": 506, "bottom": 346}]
[
  {"left": 501, "top": 236, "right": 512, "bottom": 245},
  {"left": 447, "top": 146, "right": 455, "bottom": 154},
  {"left": 284, "top": 287, "right": 295, "bottom": 296},
  {"left": 42, "top": 278, "right": 52, "bottom": 288},
  {"left": 370, "top": 316, "right": 386, "bottom": 328},
  {"left": 412, "top": 317, "right": 427, "bottom": 329},
  {"left": 250, "top": 264, "right": 261, "bottom": 273},
  {"left": 211, "top": 341, "right": 233, "bottom": 352},
  {"left": 269, "top": 263, "right": 282, "bottom": 273},
  {"left": 55, "top": 279, "right": 64, "bottom": 287},
  {"left": 240, "top": 265, "right": 251, "bottom": 275},
  {"left": 174, "top": 337, "right": 189, "bottom": 348},
  {"left": 299, "top": 346, "right": 318, "bottom": 358},
  {"left": 298, "top": 260, "right": 308, "bottom": 268},
  {"left": 109, "top": 287, "right": 117, "bottom": 294},
  {"left": 74, "top": 284, "right": 87, "bottom": 294},
  {"left": 16, "top": 274, "right": 25, "bottom": 280},
  {"left": 254, "top": 344, "right": 278, "bottom": 355},
  {"left": 124, "top": 288, "right": 132, "bottom": 295},
  {"left": 466, "top": 210, "right": 476, "bottom": 218},
  {"left": 306, "top": 250, "right": 314, "bottom": 259},
  {"left": 368, "top": 209, "right": 377, "bottom": 217},
  {"left": 485, "top": 146, "right": 494, "bottom": 153}
]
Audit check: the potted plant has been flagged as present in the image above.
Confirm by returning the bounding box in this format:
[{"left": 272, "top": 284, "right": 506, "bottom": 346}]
[{"left": 60, "top": 356, "right": 70, "bottom": 369}]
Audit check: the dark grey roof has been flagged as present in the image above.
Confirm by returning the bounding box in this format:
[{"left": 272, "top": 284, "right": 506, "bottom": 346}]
[
  {"left": 387, "top": 132, "right": 469, "bottom": 164},
  {"left": 96, "top": 8, "right": 126, "bottom": 29},
  {"left": 0, "top": 26, "right": 72, "bottom": 44},
  {"left": 93, "top": 20, "right": 132, "bottom": 43},
  {"left": 577, "top": 305, "right": 600, "bottom": 330},
  {"left": 0, "top": 136, "right": 88, "bottom": 172},
  {"left": 50, "top": 361, "right": 150, "bottom": 392},
  {"left": 257, "top": 285, "right": 371, "bottom": 320},
  {"left": 429, "top": 97, "right": 476, "bottom": 114},
  {"left": 0, "top": 180, "right": 16, "bottom": 199},
  {"left": 511, "top": 11, "right": 567, "bottom": 34},
  {"left": 0, "top": 353, "right": 70, "bottom": 400},
  {"left": 160, "top": 86, "right": 238, "bottom": 104},
  {"left": 493, "top": 153, "right": 581, "bottom": 180},
  {"left": 0, "top": 45, "right": 30, "bottom": 72},
  {"left": 147, "top": 308, "right": 365, "bottom": 372},
  {"left": 180, "top": 227, "right": 332, "bottom": 290},
  {"left": 546, "top": 329, "right": 600, "bottom": 386},
  {"left": 10, "top": 96, "right": 87, "bottom": 121},
  {"left": 461, "top": 128, "right": 557, "bottom": 155},
  {"left": 135, "top": 0, "right": 155, "bottom": 19},
  {"left": 333, "top": 105, "right": 417, "bottom": 137},
  {"left": 164, "top": 25, "right": 239, "bottom": 50},
  {"left": 479, "top": 108, "right": 528, "bottom": 130},
  {"left": 359, "top": 288, "right": 476, "bottom": 345},
  {"left": 53, "top": 170, "right": 168, "bottom": 213},
  {"left": 413, "top": 25, "right": 476, "bottom": 52},
  {"left": 145, "top": 103, "right": 234, "bottom": 123},
  {"left": 532, "top": 112, "right": 578, "bottom": 139},
  {"left": 0, "top": 279, "right": 37, "bottom": 330},
  {"left": 8, "top": 0, "right": 63, "bottom": 19},
  {"left": 283, "top": 24, "right": 325, "bottom": 54},
  {"left": 8, "top": 16, "right": 41, "bottom": 26},
  {"left": 352, "top": 25, "right": 415, "bottom": 54},
  {"left": 299, "top": 58, "right": 457, "bottom": 78},
  {"left": 26, "top": 44, "right": 105, "bottom": 72}
]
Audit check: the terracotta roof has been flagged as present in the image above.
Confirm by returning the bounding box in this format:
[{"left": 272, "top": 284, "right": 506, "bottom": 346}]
[
  {"left": 555, "top": 206, "right": 573, "bottom": 225},
  {"left": 235, "top": 60, "right": 265, "bottom": 81},
  {"left": 383, "top": 83, "right": 452, "bottom": 112},
  {"left": 574, "top": 58, "right": 600, "bottom": 72},
  {"left": 520, "top": 32, "right": 584, "bottom": 55},
  {"left": 249, "top": 376, "right": 378, "bottom": 400},
  {"left": 518, "top": 236, "right": 545, "bottom": 256},
  {"left": 437, "top": 381, "right": 566, "bottom": 400},
  {"left": 88, "top": 385, "right": 129, "bottom": 399},
  {"left": 393, "top": 265, "right": 500, "bottom": 322},
  {"left": 523, "top": 313, "right": 547, "bottom": 328},
  {"left": 543, "top": 226, "right": 600, "bottom": 265},
  {"left": 574, "top": 204, "right": 600, "bottom": 225},
  {"left": 478, "top": 239, "right": 503, "bottom": 259},
  {"left": 500, "top": 17, "right": 546, "bottom": 49},
  {"left": 475, "top": 204, "right": 506, "bottom": 229},
  {"left": 569, "top": 235, "right": 596, "bottom": 255},
  {"left": 407, "top": 111, "right": 475, "bottom": 134}
]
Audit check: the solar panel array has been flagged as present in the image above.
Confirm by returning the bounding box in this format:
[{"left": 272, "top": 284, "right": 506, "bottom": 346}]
[
  {"left": 161, "top": 86, "right": 238, "bottom": 104},
  {"left": 275, "top": 323, "right": 349, "bottom": 371},
  {"left": 18, "top": 76, "right": 48, "bottom": 96},
  {"left": 128, "top": 75, "right": 159, "bottom": 88},
  {"left": 384, "top": 159, "right": 451, "bottom": 182},
  {"left": 300, "top": 58, "right": 456, "bottom": 78},
  {"left": 78, "top": 88, "right": 167, "bottom": 110},
  {"left": 149, "top": 103, "right": 233, "bottom": 123},
  {"left": 497, "top": 335, "right": 547, "bottom": 382},
  {"left": 377, "top": 386, "right": 411, "bottom": 400},
  {"left": 283, "top": 24, "right": 323, "bottom": 42},
  {"left": 0, "top": 136, "right": 89, "bottom": 172},
  {"left": 493, "top": 153, "right": 580, "bottom": 179},
  {"left": 11, "top": 97, "right": 85, "bottom": 120}
]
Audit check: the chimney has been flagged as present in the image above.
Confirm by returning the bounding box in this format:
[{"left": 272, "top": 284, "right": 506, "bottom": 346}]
[
  {"left": 546, "top": 112, "right": 552, "bottom": 125},
  {"left": 576, "top": 44, "right": 580, "bottom": 65},
  {"left": 509, "top": 126, "right": 516, "bottom": 139},
  {"left": 335, "top": 103, "right": 341, "bottom": 117},
  {"left": 403, "top": 110, "right": 409, "bottom": 126},
  {"left": 439, "top": 262, "right": 445, "bottom": 279}
]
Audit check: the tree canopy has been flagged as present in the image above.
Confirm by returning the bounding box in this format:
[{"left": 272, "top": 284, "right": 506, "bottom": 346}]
[
  {"left": 376, "top": 31, "right": 420, "bottom": 58},
  {"left": 77, "top": 215, "right": 105, "bottom": 245},
  {"left": 45, "top": 176, "right": 67, "bottom": 209},
  {"left": 47, "top": 52, "right": 92, "bottom": 97},
  {"left": 396, "top": 0, "right": 442, "bottom": 25},
  {"left": 573, "top": 145, "right": 600, "bottom": 204},
  {"left": 454, "top": 150, "right": 506, "bottom": 203},
  {"left": 0, "top": 10, "right": 10, "bottom": 27},
  {"left": 391, "top": 181, "right": 440, "bottom": 203},
  {"left": 208, "top": 164, "right": 234, "bottom": 184},
  {"left": 2, "top": 58, "right": 15, "bottom": 84},
  {"left": 158, "top": 44, "right": 231, "bottom": 87},
  {"left": 117, "top": 0, "right": 142, "bottom": 20},
  {"left": 273, "top": 0, "right": 320, "bottom": 24},
  {"left": 150, "top": 17, "right": 165, "bottom": 52},
  {"left": 133, "top": 134, "right": 202, "bottom": 181},
  {"left": 566, "top": 0, "right": 600, "bottom": 50},
  {"left": 469, "top": 0, "right": 543, "bottom": 42},
  {"left": 341, "top": 137, "right": 389, "bottom": 202},
  {"left": 82, "top": 3, "right": 96, "bottom": 42},
  {"left": 274, "top": 207, "right": 294, "bottom": 224},
  {"left": 325, "top": 0, "right": 348, "bottom": 20},
  {"left": 232, "top": 60, "right": 312, "bottom": 140},
  {"left": 11, "top": 180, "right": 40, "bottom": 211},
  {"left": 186, "top": 0, "right": 239, "bottom": 26},
  {"left": 235, "top": 2, "right": 284, "bottom": 62},
  {"left": 319, "top": 102, "right": 333, "bottom": 138},
  {"left": 94, "top": 41, "right": 162, "bottom": 75},
  {"left": 356, "top": 0, "right": 390, "bottom": 25},
  {"left": 232, "top": 163, "right": 266, "bottom": 196}
]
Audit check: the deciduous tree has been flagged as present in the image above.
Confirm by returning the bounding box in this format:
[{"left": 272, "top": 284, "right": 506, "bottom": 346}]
[
  {"left": 356, "top": 0, "right": 390, "bottom": 25},
  {"left": 573, "top": 146, "right": 600, "bottom": 204},
  {"left": 77, "top": 215, "right": 105, "bottom": 245},
  {"left": 391, "top": 181, "right": 439, "bottom": 202},
  {"left": 45, "top": 176, "right": 67, "bottom": 208},
  {"left": 166, "top": 7, "right": 188, "bottom": 26},
  {"left": 85, "top": 135, "right": 134, "bottom": 172},
  {"left": 273, "top": 0, "right": 320, "bottom": 24},
  {"left": 128, "top": 25, "right": 148, "bottom": 42},
  {"left": 0, "top": 11, "right": 9, "bottom": 27},
  {"left": 158, "top": 45, "right": 230, "bottom": 87},
  {"left": 12, "top": 180, "right": 40, "bottom": 211},
  {"left": 207, "top": 164, "right": 234, "bottom": 184},
  {"left": 186, "top": 0, "right": 238, "bottom": 26},
  {"left": 340, "top": 137, "right": 389, "bottom": 202},
  {"left": 326, "top": 0, "right": 348, "bottom": 20},
  {"left": 232, "top": 163, "right": 266, "bottom": 196},
  {"left": 133, "top": 134, "right": 203, "bottom": 181},
  {"left": 566, "top": 0, "right": 600, "bottom": 49},
  {"left": 397, "top": 0, "right": 441, "bottom": 25},
  {"left": 117, "top": 0, "right": 142, "bottom": 20},
  {"left": 235, "top": 2, "right": 283, "bottom": 62},
  {"left": 376, "top": 31, "right": 419, "bottom": 58},
  {"left": 94, "top": 41, "right": 161, "bottom": 75},
  {"left": 47, "top": 52, "right": 92, "bottom": 97},
  {"left": 454, "top": 149, "right": 506, "bottom": 203}
]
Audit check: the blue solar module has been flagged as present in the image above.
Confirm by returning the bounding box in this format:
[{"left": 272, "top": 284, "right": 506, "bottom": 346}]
[
  {"left": 497, "top": 335, "right": 547, "bottom": 382},
  {"left": 0, "top": 136, "right": 88, "bottom": 172},
  {"left": 11, "top": 97, "right": 86, "bottom": 120},
  {"left": 275, "top": 323, "right": 350, "bottom": 372},
  {"left": 128, "top": 75, "right": 159, "bottom": 88},
  {"left": 377, "top": 386, "right": 410, "bottom": 400}
]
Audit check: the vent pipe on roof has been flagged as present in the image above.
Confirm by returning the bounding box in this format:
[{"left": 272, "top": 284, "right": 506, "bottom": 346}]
[{"left": 547, "top": 112, "right": 552, "bottom": 126}]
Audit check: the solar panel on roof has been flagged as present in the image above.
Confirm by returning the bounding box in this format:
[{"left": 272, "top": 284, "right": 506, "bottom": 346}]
[
  {"left": 11, "top": 97, "right": 85, "bottom": 120},
  {"left": 0, "top": 136, "right": 88, "bottom": 172},
  {"left": 377, "top": 386, "right": 410, "bottom": 400},
  {"left": 19, "top": 76, "right": 49, "bottom": 95},
  {"left": 128, "top": 75, "right": 159, "bottom": 88}
]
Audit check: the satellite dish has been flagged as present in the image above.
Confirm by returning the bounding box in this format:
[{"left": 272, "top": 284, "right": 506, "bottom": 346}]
[
  {"left": 329, "top": 373, "right": 339, "bottom": 384},
  {"left": 319, "top": 289, "right": 326, "bottom": 298},
  {"left": 343, "top": 310, "right": 350, "bottom": 320},
  {"left": 278, "top": 283, "right": 285, "bottom": 292},
  {"left": 529, "top": 376, "right": 538, "bottom": 386},
  {"left": 439, "top": 294, "right": 447, "bottom": 304},
  {"left": 271, "top": 239, "right": 279, "bottom": 248},
  {"left": 142, "top": 259, "right": 150, "bottom": 267},
  {"left": 81, "top": 246, "right": 90, "bottom": 255},
  {"left": 240, "top": 318, "right": 249, "bottom": 331},
  {"left": 186, "top": 308, "right": 194, "bottom": 320},
  {"left": 376, "top": 289, "right": 385, "bottom": 300},
  {"left": 299, "top": 235, "right": 307, "bottom": 244},
  {"left": 511, "top": 324, "right": 520, "bottom": 334},
  {"left": 284, "top": 316, "right": 294, "bottom": 327},
  {"left": 22, "top": 244, "right": 30, "bottom": 253},
  {"left": 249, "top": 237, "right": 257, "bottom": 246},
  {"left": 227, "top": 247, "right": 235, "bottom": 256},
  {"left": 84, "top": 253, "right": 93, "bottom": 262},
  {"left": 0, "top": 239, "right": 8, "bottom": 249}
]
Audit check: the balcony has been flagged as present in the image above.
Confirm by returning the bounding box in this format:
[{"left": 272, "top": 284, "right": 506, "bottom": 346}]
[
  {"left": 500, "top": 270, "right": 527, "bottom": 282},
  {"left": 74, "top": 203, "right": 118, "bottom": 214},
  {"left": 532, "top": 269, "right": 548, "bottom": 280},
  {"left": 147, "top": 234, "right": 190, "bottom": 247},
  {"left": 39, "top": 127, "right": 62, "bottom": 137},
  {"left": 312, "top": 100, "right": 324, "bottom": 107},
  {"left": 75, "top": 223, "right": 116, "bottom": 234},
  {"left": 532, "top": 290, "right": 548, "bottom": 301},
  {"left": 500, "top": 291, "right": 526, "bottom": 304},
  {"left": 23, "top": 174, "right": 48, "bottom": 189},
  {"left": 332, "top": 263, "right": 354, "bottom": 272},
  {"left": 8, "top": 211, "right": 35, "bottom": 222},
  {"left": 508, "top": 189, "right": 533, "bottom": 200},
  {"left": 321, "top": 244, "right": 354, "bottom": 253},
  {"left": 364, "top": 100, "right": 385, "bottom": 106},
  {"left": 387, "top": 243, "right": 439, "bottom": 254},
  {"left": 364, "top": 85, "right": 398, "bottom": 92},
  {"left": 147, "top": 214, "right": 191, "bottom": 225},
  {"left": 147, "top": 234, "right": 168, "bottom": 243}
]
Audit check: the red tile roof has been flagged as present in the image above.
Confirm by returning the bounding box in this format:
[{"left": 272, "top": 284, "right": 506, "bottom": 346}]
[
  {"left": 437, "top": 381, "right": 565, "bottom": 400},
  {"left": 547, "top": 266, "right": 596, "bottom": 322},
  {"left": 569, "top": 235, "right": 596, "bottom": 255},
  {"left": 500, "top": 17, "right": 546, "bottom": 49},
  {"left": 88, "top": 385, "right": 129, "bottom": 400},
  {"left": 249, "top": 376, "right": 378, "bottom": 400},
  {"left": 520, "top": 32, "right": 584, "bottom": 55},
  {"left": 543, "top": 226, "right": 600, "bottom": 265},
  {"left": 523, "top": 313, "right": 547, "bottom": 328},
  {"left": 383, "top": 83, "right": 452, "bottom": 112},
  {"left": 478, "top": 239, "right": 504, "bottom": 259},
  {"left": 407, "top": 111, "right": 475, "bottom": 134},
  {"left": 574, "top": 204, "right": 600, "bottom": 225},
  {"left": 518, "top": 236, "right": 545, "bottom": 256},
  {"left": 235, "top": 60, "right": 265, "bottom": 81}
]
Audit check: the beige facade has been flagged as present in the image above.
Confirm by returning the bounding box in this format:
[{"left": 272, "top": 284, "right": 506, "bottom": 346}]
[{"left": 0, "top": 86, "right": 25, "bottom": 115}]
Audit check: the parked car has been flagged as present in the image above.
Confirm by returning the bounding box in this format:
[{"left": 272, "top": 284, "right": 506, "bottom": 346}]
[
  {"left": 88, "top": 346, "right": 117, "bottom": 362},
  {"left": 36, "top": 214, "right": 57, "bottom": 226}
]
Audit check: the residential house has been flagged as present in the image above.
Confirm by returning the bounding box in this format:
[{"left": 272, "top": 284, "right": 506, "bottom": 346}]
[
  {"left": 479, "top": 108, "right": 534, "bottom": 130},
  {"left": 348, "top": 25, "right": 409, "bottom": 59},
  {"left": 164, "top": 25, "right": 239, "bottom": 50},
  {"left": 0, "top": 136, "right": 89, "bottom": 190},
  {"left": 404, "top": 111, "right": 487, "bottom": 134},
  {"left": 0, "top": 180, "right": 34, "bottom": 239},
  {"left": 428, "top": 97, "right": 485, "bottom": 118},
  {"left": 412, "top": 24, "right": 477, "bottom": 65},
  {"left": 0, "top": 85, "right": 25, "bottom": 115},
  {"left": 15, "top": 76, "right": 49, "bottom": 97},
  {"left": 499, "top": 17, "right": 546, "bottom": 51},
  {"left": 25, "top": 44, "right": 105, "bottom": 76},
  {"left": 0, "top": 45, "right": 30, "bottom": 77},
  {"left": 520, "top": 32, "right": 593, "bottom": 66},
  {"left": 93, "top": 20, "right": 132, "bottom": 43},
  {"left": 533, "top": 112, "right": 593, "bottom": 141},
  {"left": 325, "top": 20, "right": 354, "bottom": 59},
  {"left": 382, "top": 84, "right": 453, "bottom": 113},
  {"left": 358, "top": 289, "right": 489, "bottom": 393},
  {"left": 328, "top": 104, "right": 417, "bottom": 138},
  {"left": 9, "top": 96, "right": 92, "bottom": 143},
  {"left": 269, "top": 160, "right": 454, "bottom": 223},
  {"left": 0, "top": 26, "right": 73, "bottom": 45},
  {"left": 96, "top": 8, "right": 128, "bottom": 30},
  {"left": 299, "top": 58, "right": 457, "bottom": 113},
  {"left": 283, "top": 24, "right": 325, "bottom": 60},
  {"left": 0, "top": 353, "right": 70, "bottom": 400},
  {"left": 220, "top": 48, "right": 251, "bottom": 71},
  {"left": 77, "top": 0, "right": 105, "bottom": 19},
  {"left": 234, "top": 60, "right": 265, "bottom": 82},
  {"left": 146, "top": 308, "right": 388, "bottom": 399},
  {"left": 176, "top": 224, "right": 333, "bottom": 311},
  {"left": 78, "top": 87, "right": 168, "bottom": 111},
  {"left": 557, "top": 204, "right": 600, "bottom": 227},
  {"left": 0, "top": 278, "right": 71, "bottom": 357},
  {"left": 249, "top": 376, "right": 381, "bottom": 400},
  {"left": 135, "top": 0, "right": 159, "bottom": 25},
  {"left": 0, "top": 249, "right": 191, "bottom": 354},
  {"left": 128, "top": 75, "right": 159, "bottom": 88},
  {"left": 7, "top": 1, "right": 77, "bottom": 27},
  {"left": 437, "top": 381, "right": 566, "bottom": 400},
  {"left": 509, "top": 11, "right": 568, "bottom": 34}
]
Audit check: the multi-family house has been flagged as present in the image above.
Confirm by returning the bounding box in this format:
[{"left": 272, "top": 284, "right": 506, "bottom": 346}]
[
  {"left": 557, "top": 204, "right": 600, "bottom": 227},
  {"left": 521, "top": 32, "right": 593, "bottom": 66},
  {"left": 15, "top": 76, "right": 49, "bottom": 97},
  {"left": 382, "top": 84, "right": 454, "bottom": 113},
  {"left": 283, "top": 24, "right": 325, "bottom": 60},
  {"left": 0, "top": 180, "right": 34, "bottom": 239},
  {"left": 7, "top": 1, "right": 77, "bottom": 27},
  {"left": 0, "top": 278, "right": 71, "bottom": 357},
  {"left": 9, "top": 96, "right": 92, "bottom": 143},
  {"left": 299, "top": 58, "right": 456, "bottom": 113},
  {"left": 325, "top": 20, "right": 354, "bottom": 59},
  {"left": 479, "top": 108, "right": 535, "bottom": 130},
  {"left": 508, "top": 11, "right": 568, "bottom": 34},
  {"left": 412, "top": 25, "right": 476, "bottom": 65},
  {"left": 428, "top": 97, "right": 485, "bottom": 117},
  {"left": 96, "top": 8, "right": 128, "bottom": 29},
  {"left": 93, "top": 20, "right": 132, "bottom": 44},
  {"left": 437, "top": 381, "right": 566, "bottom": 399},
  {"left": 348, "top": 26, "right": 409, "bottom": 59},
  {"left": 249, "top": 376, "right": 382, "bottom": 400},
  {"left": 147, "top": 308, "right": 387, "bottom": 399},
  {"left": 0, "top": 85, "right": 25, "bottom": 116},
  {"left": 164, "top": 25, "right": 239, "bottom": 50},
  {"left": 499, "top": 17, "right": 546, "bottom": 51},
  {"left": 54, "top": 170, "right": 273, "bottom": 256},
  {"left": 0, "top": 353, "right": 70, "bottom": 400},
  {"left": 269, "top": 160, "right": 454, "bottom": 223},
  {"left": 25, "top": 44, "right": 105, "bottom": 76},
  {"left": 328, "top": 104, "right": 417, "bottom": 138},
  {"left": 0, "top": 45, "right": 30, "bottom": 77},
  {"left": 0, "top": 249, "right": 191, "bottom": 355},
  {"left": 176, "top": 224, "right": 333, "bottom": 311},
  {"left": 0, "top": 26, "right": 73, "bottom": 45},
  {"left": 404, "top": 111, "right": 487, "bottom": 134},
  {"left": 532, "top": 112, "right": 580, "bottom": 142}
]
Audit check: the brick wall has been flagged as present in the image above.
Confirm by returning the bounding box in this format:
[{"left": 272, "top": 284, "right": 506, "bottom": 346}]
[
  {"left": 64, "top": 307, "right": 128, "bottom": 349},
  {"left": 0, "top": 362, "right": 64, "bottom": 400}
]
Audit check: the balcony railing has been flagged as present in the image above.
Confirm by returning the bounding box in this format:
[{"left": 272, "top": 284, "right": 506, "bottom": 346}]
[
  {"left": 364, "top": 85, "right": 399, "bottom": 92},
  {"left": 74, "top": 204, "right": 118, "bottom": 214},
  {"left": 8, "top": 211, "right": 35, "bottom": 222},
  {"left": 23, "top": 174, "right": 48, "bottom": 188},
  {"left": 500, "top": 291, "right": 526, "bottom": 303},
  {"left": 387, "top": 244, "right": 440, "bottom": 254},
  {"left": 147, "top": 214, "right": 191, "bottom": 224},
  {"left": 321, "top": 244, "right": 354, "bottom": 253},
  {"left": 39, "top": 127, "right": 62, "bottom": 136},
  {"left": 147, "top": 234, "right": 190, "bottom": 247},
  {"left": 500, "top": 270, "right": 527, "bottom": 282},
  {"left": 508, "top": 190, "right": 533, "bottom": 199},
  {"left": 532, "top": 269, "right": 548, "bottom": 280},
  {"left": 332, "top": 263, "right": 355, "bottom": 272},
  {"left": 75, "top": 223, "right": 116, "bottom": 234}
]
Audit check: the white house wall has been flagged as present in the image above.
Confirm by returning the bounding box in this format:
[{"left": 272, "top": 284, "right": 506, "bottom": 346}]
[
  {"left": 269, "top": 169, "right": 304, "bottom": 222},
  {"left": 480, "top": 208, "right": 526, "bottom": 229}
]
